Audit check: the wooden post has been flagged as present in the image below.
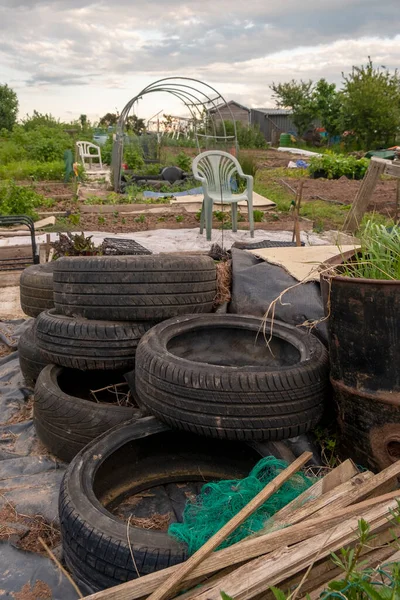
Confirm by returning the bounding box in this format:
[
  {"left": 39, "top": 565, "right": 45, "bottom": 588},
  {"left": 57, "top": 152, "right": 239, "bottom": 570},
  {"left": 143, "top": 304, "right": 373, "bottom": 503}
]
[{"left": 343, "top": 157, "right": 386, "bottom": 233}]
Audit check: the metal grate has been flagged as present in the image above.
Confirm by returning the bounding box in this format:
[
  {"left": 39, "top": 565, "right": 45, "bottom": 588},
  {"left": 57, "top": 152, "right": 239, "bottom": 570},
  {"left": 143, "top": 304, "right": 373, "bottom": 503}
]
[
  {"left": 101, "top": 238, "right": 152, "bottom": 255},
  {"left": 0, "top": 216, "right": 39, "bottom": 270},
  {"left": 231, "top": 239, "right": 305, "bottom": 250}
]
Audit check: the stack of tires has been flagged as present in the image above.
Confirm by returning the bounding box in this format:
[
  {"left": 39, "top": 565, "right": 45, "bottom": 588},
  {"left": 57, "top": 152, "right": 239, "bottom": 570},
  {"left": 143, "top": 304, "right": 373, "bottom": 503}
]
[
  {"left": 59, "top": 312, "right": 329, "bottom": 593},
  {"left": 18, "top": 255, "right": 330, "bottom": 594},
  {"left": 18, "top": 255, "right": 217, "bottom": 461}
]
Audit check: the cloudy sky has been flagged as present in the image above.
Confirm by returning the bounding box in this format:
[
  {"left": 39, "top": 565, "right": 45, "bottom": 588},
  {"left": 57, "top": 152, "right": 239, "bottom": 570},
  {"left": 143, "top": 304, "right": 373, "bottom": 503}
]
[{"left": 1, "top": 0, "right": 399, "bottom": 123}]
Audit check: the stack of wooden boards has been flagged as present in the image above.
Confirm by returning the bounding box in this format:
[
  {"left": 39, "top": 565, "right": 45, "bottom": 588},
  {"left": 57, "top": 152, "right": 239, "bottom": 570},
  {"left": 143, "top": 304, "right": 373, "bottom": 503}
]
[{"left": 82, "top": 453, "right": 400, "bottom": 600}]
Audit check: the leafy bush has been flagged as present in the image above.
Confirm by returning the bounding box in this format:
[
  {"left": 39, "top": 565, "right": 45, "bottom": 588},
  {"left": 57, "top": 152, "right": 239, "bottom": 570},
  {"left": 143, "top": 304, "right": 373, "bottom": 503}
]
[
  {"left": 11, "top": 125, "right": 72, "bottom": 162},
  {"left": 101, "top": 135, "right": 113, "bottom": 165},
  {"left": 176, "top": 151, "right": 192, "bottom": 172},
  {"left": 0, "top": 140, "right": 27, "bottom": 164},
  {"left": 308, "top": 152, "right": 370, "bottom": 179},
  {"left": 215, "top": 121, "right": 266, "bottom": 149},
  {"left": 0, "top": 180, "right": 45, "bottom": 218},
  {"left": 0, "top": 160, "right": 65, "bottom": 181},
  {"left": 124, "top": 140, "right": 145, "bottom": 171}
]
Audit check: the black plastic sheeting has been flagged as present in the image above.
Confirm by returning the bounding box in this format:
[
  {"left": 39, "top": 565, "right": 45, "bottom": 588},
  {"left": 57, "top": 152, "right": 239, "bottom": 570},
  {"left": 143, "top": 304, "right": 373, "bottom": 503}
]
[
  {"left": 0, "top": 319, "right": 78, "bottom": 599},
  {"left": 229, "top": 248, "right": 328, "bottom": 344}
]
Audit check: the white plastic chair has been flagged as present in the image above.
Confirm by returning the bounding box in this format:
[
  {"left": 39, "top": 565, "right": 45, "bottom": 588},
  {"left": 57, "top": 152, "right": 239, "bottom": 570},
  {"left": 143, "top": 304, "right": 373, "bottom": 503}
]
[
  {"left": 192, "top": 150, "right": 254, "bottom": 241},
  {"left": 76, "top": 141, "right": 103, "bottom": 170}
]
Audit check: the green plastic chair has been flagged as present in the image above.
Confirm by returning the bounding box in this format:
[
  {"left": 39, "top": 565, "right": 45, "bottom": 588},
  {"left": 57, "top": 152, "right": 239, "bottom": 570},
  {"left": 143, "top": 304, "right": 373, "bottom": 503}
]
[{"left": 192, "top": 150, "right": 254, "bottom": 241}]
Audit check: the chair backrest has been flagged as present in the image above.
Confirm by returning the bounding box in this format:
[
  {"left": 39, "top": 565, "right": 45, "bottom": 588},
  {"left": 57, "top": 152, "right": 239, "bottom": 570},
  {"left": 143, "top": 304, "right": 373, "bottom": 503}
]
[
  {"left": 76, "top": 141, "right": 101, "bottom": 160},
  {"left": 192, "top": 151, "right": 242, "bottom": 195}
]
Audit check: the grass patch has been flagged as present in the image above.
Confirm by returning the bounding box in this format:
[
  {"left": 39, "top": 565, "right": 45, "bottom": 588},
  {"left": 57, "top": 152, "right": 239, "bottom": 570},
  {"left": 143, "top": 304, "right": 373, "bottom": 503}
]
[{"left": 0, "top": 160, "right": 64, "bottom": 181}]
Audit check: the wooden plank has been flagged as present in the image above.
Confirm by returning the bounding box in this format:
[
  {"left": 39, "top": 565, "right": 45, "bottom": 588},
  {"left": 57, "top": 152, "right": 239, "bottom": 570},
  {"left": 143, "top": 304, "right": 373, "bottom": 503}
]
[
  {"left": 147, "top": 452, "right": 313, "bottom": 600},
  {"left": 322, "top": 459, "right": 359, "bottom": 492},
  {"left": 343, "top": 157, "right": 387, "bottom": 233},
  {"left": 260, "top": 470, "right": 373, "bottom": 534},
  {"left": 81, "top": 489, "right": 400, "bottom": 600},
  {"left": 384, "top": 162, "right": 400, "bottom": 178},
  {"left": 189, "top": 503, "right": 400, "bottom": 600}
]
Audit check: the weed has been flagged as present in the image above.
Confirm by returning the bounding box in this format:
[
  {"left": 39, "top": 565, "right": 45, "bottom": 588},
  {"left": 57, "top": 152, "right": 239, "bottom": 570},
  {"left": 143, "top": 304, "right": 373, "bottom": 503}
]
[
  {"left": 68, "top": 213, "right": 81, "bottom": 226},
  {"left": 0, "top": 180, "right": 44, "bottom": 218},
  {"left": 313, "top": 219, "right": 325, "bottom": 233},
  {"left": 195, "top": 210, "right": 202, "bottom": 222},
  {"left": 176, "top": 151, "right": 192, "bottom": 172},
  {"left": 175, "top": 215, "right": 184, "bottom": 223},
  {"left": 253, "top": 210, "right": 264, "bottom": 223},
  {"left": 339, "top": 220, "right": 400, "bottom": 280},
  {"left": 98, "top": 215, "right": 106, "bottom": 225},
  {"left": 213, "top": 210, "right": 230, "bottom": 223},
  {"left": 238, "top": 154, "right": 259, "bottom": 178},
  {"left": 134, "top": 215, "right": 146, "bottom": 223},
  {"left": 113, "top": 210, "right": 119, "bottom": 218},
  {"left": 121, "top": 217, "right": 126, "bottom": 224},
  {"left": 157, "top": 216, "right": 166, "bottom": 222}
]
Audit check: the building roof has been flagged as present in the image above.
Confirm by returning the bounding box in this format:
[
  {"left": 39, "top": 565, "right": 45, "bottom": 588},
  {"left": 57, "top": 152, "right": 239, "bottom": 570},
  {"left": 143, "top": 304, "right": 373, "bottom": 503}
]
[
  {"left": 252, "top": 108, "right": 293, "bottom": 116},
  {"left": 209, "top": 100, "right": 250, "bottom": 113}
]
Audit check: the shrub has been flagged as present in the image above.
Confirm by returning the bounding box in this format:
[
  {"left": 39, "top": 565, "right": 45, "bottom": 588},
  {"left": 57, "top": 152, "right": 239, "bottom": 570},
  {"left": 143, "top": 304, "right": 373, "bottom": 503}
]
[
  {"left": 0, "top": 180, "right": 45, "bottom": 218},
  {"left": 308, "top": 152, "right": 370, "bottom": 179},
  {"left": 0, "top": 160, "right": 65, "bottom": 181},
  {"left": 0, "top": 140, "right": 27, "bottom": 164},
  {"left": 176, "top": 151, "right": 192, "bottom": 172},
  {"left": 11, "top": 125, "right": 72, "bottom": 162}
]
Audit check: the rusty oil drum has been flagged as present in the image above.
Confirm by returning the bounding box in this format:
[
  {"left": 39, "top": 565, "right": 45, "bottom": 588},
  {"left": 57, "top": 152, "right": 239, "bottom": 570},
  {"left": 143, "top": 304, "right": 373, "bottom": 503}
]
[{"left": 321, "top": 255, "right": 400, "bottom": 471}]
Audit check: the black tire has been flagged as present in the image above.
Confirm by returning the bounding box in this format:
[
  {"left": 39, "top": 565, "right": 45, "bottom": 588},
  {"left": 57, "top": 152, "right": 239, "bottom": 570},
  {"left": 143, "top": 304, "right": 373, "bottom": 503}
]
[
  {"left": 53, "top": 255, "right": 216, "bottom": 321},
  {"left": 33, "top": 365, "right": 142, "bottom": 462},
  {"left": 133, "top": 314, "right": 329, "bottom": 441},
  {"left": 36, "top": 310, "right": 154, "bottom": 371},
  {"left": 18, "top": 321, "right": 50, "bottom": 383},
  {"left": 20, "top": 262, "right": 55, "bottom": 318},
  {"left": 59, "top": 417, "right": 261, "bottom": 591}
]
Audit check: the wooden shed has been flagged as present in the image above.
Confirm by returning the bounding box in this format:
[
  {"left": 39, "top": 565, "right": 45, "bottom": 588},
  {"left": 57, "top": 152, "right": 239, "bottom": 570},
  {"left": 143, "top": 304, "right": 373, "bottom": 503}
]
[{"left": 209, "top": 101, "right": 250, "bottom": 127}]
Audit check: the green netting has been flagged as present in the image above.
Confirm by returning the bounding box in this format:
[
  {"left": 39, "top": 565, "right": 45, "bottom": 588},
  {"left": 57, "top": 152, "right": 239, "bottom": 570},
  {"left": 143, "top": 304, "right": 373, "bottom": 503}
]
[{"left": 168, "top": 456, "right": 315, "bottom": 555}]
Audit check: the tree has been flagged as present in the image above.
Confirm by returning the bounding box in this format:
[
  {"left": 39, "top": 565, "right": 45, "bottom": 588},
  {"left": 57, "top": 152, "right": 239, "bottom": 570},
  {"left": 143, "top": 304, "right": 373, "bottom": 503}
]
[
  {"left": 341, "top": 58, "right": 400, "bottom": 149},
  {"left": 21, "top": 111, "right": 64, "bottom": 131},
  {"left": 99, "top": 112, "right": 119, "bottom": 127},
  {"left": 270, "top": 79, "right": 317, "bottom": 136},
  {"left": 312, "top": 79, "right": 343, "bottom": 139},
  {"left": 126, "top": 114, "right": 146, "bottom": 135},
  {"left": 0, "top": 84, "right": 18, "bottom": 131}
]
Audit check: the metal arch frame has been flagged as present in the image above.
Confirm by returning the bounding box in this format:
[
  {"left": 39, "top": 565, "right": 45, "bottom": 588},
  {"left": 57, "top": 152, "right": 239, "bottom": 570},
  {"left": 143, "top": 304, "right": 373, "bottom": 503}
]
[{"left": 112, "top": 77, "right": 238, "bottom": 191}]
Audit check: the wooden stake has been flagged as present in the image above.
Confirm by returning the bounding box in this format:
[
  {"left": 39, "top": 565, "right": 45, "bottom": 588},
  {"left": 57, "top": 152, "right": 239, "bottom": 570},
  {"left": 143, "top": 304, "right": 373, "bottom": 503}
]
[
  {"left": 146, "top": 452, "right": 312, "bottom": 600},
  {"left": 343, "top": 157, "right": 386, "bottom": 233}
]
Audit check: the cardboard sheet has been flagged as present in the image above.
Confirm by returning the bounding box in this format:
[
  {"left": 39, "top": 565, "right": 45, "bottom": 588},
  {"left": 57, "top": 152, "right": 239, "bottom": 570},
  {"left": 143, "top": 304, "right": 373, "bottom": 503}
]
[{"left": 248, "top": 245, "right": 358, "bottom": 281}]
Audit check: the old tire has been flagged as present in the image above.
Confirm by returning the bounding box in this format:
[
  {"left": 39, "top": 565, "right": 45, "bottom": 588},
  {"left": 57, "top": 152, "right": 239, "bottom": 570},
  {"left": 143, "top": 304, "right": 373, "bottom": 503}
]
[
  {"left": 59, "top": 417, "right": 261, "bottom": 591},
  {"left": 18, "top": 321, "right": 50, "bottom": 383},
  {"left": 36, "top": 310, "right": 154, "bottom": 371},
  {"left": 53, "top": 255, "right": 216, "bottom": 321},
  {"left": 20, "top": 262, "right": 55, "bottom": 318},
  {"left": 133, "top": 314, "right": 329, "bottom": 441},
  {"left": 33, "top": 365, "right": 142, "bottom": 462}
]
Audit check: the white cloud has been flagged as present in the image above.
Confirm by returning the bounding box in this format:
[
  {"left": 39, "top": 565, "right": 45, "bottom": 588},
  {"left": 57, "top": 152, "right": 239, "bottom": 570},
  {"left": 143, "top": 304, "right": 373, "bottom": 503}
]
[{"left": 0, "top": 0, "right": 399, "bottom": 120}]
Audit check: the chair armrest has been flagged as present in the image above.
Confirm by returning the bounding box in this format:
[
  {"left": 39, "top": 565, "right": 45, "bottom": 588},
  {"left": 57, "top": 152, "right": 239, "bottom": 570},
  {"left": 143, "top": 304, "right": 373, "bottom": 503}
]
[{"left": 241, "top": 174, "right": 253, "bottom": 195}]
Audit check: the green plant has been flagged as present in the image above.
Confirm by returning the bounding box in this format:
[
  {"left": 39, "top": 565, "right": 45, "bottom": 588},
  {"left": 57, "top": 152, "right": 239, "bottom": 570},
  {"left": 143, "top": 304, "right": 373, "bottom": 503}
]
[
  {"left": 339, "top": 221, "right": 400, "bottom": 280},
  {"left": 313, "top": 219, "right": 325, "bottom": 233},
  {"left": 175, "top": 214, "right": 184, "bottom": 223},
  {"left": 52, "top": 232, "right": 101, "bottom": 258},
  {"left": 253, "top": 210, "right": 264, "bottom": 223},
  {"left": 121, "top": 217, "right": 126, "bottom": 224},
  {"left": 68, "top": 213, "right": 81, "bottom": 226},
  {"left": 124, "top": 139, "right": 145, "bottom": 171},
  {"left": 98, "top": 215, "right": 106, "bottom": 225},
  {"left": 176, "top": 151, "right": 192, "bottom": 172},
  {"left": 308, "top": 152, "right": 370, "bottom": 179},
  {"left": 0, "top": 160, "right": 65, "bottom": 181},
  {"left": 195, "top": 209, "right": 202, "bottom": 222},
  {"left": 213, "top": 210, "right": 230, "bottom": 223},
  {"left": 134, "top": 214, "right": 146, "bottom": 223},
  {"left": 0, "top": 180, "right": 44, "bottom": 218},
  {"left": 238, "top": 154, "right": 259, "bottom": 179},
  {"left": 157, "top": 216, "right": 166, "bottom": 222},
  {"left": 11, "top": 124, "right": 72, "bottom": 162}
]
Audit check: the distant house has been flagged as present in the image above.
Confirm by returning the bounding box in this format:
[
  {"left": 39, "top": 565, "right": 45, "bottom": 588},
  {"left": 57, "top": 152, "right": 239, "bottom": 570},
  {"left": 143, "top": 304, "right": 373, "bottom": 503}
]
[
  {"left": 250, "top": 108, "right": 298, "bottom": 143},
  {"left": 208, "top": 101, "right": 250, "bottom": 127}
]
